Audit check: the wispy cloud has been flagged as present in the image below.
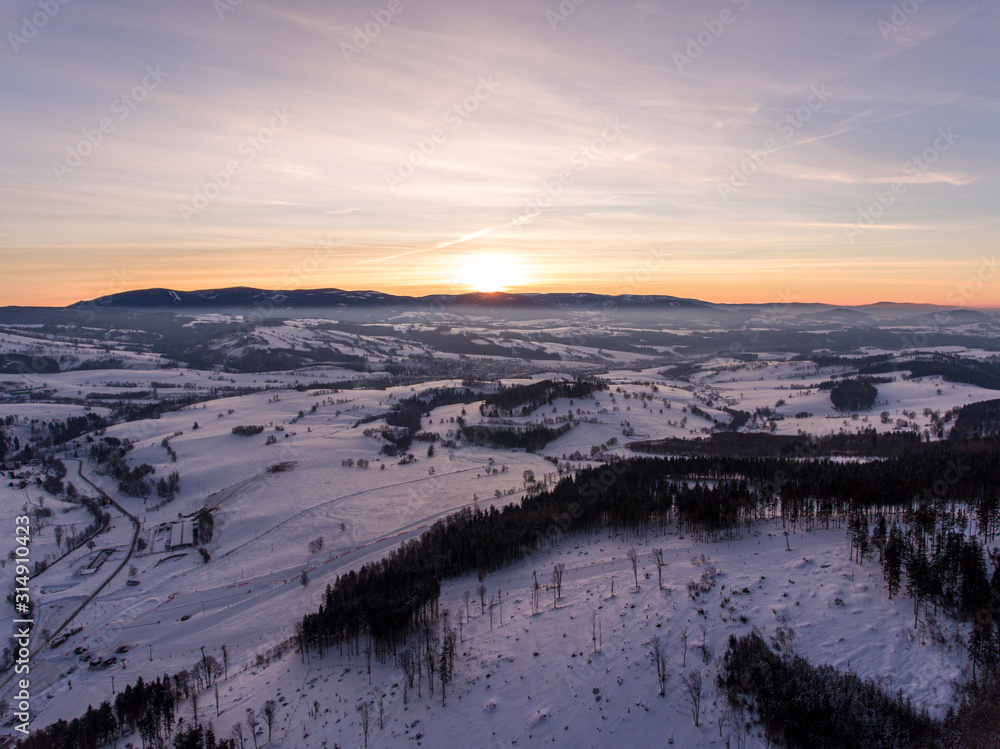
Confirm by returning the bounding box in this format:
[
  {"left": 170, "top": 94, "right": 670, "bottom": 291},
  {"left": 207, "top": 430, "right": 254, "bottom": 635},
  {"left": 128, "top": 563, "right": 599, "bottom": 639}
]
[{"left": 1, "top": 0, "right": 997, "bottom": 306}]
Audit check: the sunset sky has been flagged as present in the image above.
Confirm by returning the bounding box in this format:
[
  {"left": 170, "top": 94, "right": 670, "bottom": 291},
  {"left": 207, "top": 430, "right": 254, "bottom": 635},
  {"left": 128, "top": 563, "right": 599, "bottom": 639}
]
[{"left": 1, "top": 0, "right": 998, "bottom": 307}]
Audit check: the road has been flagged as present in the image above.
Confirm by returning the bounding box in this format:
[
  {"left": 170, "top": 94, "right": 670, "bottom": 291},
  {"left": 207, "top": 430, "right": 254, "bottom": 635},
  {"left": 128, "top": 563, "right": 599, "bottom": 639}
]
[
  {"left": 40, "top": 461, "right": 140, "bottom": 645},
  {"left": 0, "top": 459, "right": 140, "bottom": 693},
  {"left": 104, "top": 484, "right": 525, "bottom": 637}
]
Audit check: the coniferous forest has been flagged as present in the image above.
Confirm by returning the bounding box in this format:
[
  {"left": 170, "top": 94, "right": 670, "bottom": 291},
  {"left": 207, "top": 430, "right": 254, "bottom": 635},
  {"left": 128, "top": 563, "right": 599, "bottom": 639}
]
[{"left": 18, "top": 436, "right": 1000, "bottom": 749}]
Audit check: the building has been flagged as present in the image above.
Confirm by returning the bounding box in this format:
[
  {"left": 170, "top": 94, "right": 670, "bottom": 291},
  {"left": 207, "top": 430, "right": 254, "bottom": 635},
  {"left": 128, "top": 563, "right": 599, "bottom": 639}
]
[{"left": 168, "top": 519, "right": 196, "bottom": 550}]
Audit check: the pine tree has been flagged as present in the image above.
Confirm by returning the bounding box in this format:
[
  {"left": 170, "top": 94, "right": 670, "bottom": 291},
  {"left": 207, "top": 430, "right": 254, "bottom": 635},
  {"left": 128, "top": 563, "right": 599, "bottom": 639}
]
[
  {"left": 872, "top": 514, "right": 888, "bottom": 563},
  {"left": 906, "top": 536, "right": 931, "bottom": 627},
  {"left": 884, "top": 525, "right": 903, "bottom": 599},
  {"left": 857, "top": 516, "right": 871, "bottom": 564}
]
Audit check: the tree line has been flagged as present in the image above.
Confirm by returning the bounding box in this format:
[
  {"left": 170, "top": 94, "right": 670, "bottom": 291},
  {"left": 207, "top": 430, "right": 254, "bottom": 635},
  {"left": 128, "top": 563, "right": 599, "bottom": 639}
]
[
  {"left": 720, "top": 631, "right": 943, "bottom": 748},
  {"left": 300, "top": 438, "right": 1000, "bottom": 659},
  {"left": 480, "top": 378, "right": 605, "bottom": 417}
]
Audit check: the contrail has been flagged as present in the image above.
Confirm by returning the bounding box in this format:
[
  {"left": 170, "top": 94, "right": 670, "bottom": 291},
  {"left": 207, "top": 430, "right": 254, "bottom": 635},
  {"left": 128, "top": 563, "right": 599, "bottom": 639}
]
[
  {"left": 348, "top": 227, "right": 494, "bottom": 267},
  {"left": 436, "top": 227, "right": 493, "bottom": 249},
  {"left": 773, "top": 101, "right": 949, "bottom": 155}
]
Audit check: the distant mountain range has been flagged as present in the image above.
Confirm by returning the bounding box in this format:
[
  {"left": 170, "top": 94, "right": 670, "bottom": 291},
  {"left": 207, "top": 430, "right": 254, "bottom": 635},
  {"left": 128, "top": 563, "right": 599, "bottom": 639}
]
[
  {"left": 65, "top": 286, "right": 719, "bottom": 312},
  {"left": 60, "top": 286, "right": 993, "bottom": 320},
  {"left": 1, "top": 286, "right": 997, "bottom": 373}
]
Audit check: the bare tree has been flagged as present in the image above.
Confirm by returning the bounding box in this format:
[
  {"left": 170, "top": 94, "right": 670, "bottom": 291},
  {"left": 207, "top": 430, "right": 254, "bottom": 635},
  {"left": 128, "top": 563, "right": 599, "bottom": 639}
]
[
  {"left": 477, "top": 583, "right": 487, "bottom": 614},
  {"left": 552, "top": 562, "right": 566, "bottom": 599},
  {"left": 681, "top": 669, "right": 703, "bottom": 727},
  {"left": 371, "top": 685, "right": 386, "bottom": 729},
  {"left": 206, "top": 655, "right": 222, "bottom": 686},
  {"left": 650, "top": 547, "right": 665, "bottom": 590},
  {"left": 424, "top": 642, "right": 437, "bottom": 697},
  {"left": 262, "top": 699, "right": 278, "bottom": 743},
  {"left": 230, "top": 721, "right": 245, "bottom": 749},
  {"left": 399, "top": 648, "right": 415, "bottom": 703},
  {"left": 488, "top": 594, "right": 496, "bottom": 629},
  {"left": 627, "top": 546, "right": 639, "bottom": 588},
  {"left": 699, "top": 623, "right": 709, "bottom": 664},
  {"left": 773, "top": 624, "right": 797, "bottom": 661},
  {"left": 591, "top": 610, "right": 601, "bottom": 653},
  {"left": 680, "top": 625, "right": 689, "bottom": 668},
  {"left": 649, "top": 635, "right": 668, "bottom": 696},
  {"left": 725, "top": 699, "right": 749, "bottom": 749},
  {"left": 245, "top": 706, "right": 260, "bottom": 749},
  {"left": 356, "top": 701, "right": 372, "bottom": 748}
]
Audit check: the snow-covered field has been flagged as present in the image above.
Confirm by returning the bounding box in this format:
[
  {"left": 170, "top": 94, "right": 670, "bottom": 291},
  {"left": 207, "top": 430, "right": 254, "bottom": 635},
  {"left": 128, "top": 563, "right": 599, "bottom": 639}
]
[
  {"left": 1, "top": 332, "right": 999, "bottom": 745},
  {"left": 59, "top": 521, "right": 963, "bottom": 749}
]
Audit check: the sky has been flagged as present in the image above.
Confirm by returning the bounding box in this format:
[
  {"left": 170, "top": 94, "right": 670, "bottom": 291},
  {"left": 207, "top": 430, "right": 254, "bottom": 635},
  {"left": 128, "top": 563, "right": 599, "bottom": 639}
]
[{"left": 1, "top": 0, "right": 998, "bottom": 308}]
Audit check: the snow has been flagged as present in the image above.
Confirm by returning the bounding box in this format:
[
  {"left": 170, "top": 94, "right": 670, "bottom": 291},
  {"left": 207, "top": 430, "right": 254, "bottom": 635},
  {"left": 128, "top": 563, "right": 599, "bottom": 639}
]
[
  {"left": 3, "top": 338, "right": 1000, "bottom": 745},
  {"left": 56, "top": 521, "right": 963, "bottom": 749}
]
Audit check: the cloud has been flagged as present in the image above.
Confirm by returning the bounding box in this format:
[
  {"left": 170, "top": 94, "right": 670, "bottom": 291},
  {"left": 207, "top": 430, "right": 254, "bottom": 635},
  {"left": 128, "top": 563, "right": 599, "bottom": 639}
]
[{"left": 1, "top": 0, "right": 997, "bottom": 306}]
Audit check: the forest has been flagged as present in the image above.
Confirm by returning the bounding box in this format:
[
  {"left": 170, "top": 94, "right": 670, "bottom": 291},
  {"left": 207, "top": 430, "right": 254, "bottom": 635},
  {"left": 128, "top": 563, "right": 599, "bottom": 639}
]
[
  {"left": 480, "top": 378, "right": 605, "bottom": 417},
  {"left": 18, "top": 436, "right": 1000, "bottom": 748},
  {"left": 629, "top": 428, "right": 926, "bottom": 458},
  {"left": 459, "top": 422, "right": 572, "bottom": 451},
  {"left": 951, "top": 398, "right": 1000, "bottom": 438},
  {"left": 720, "top": 631, "right": 943, "bottom": 748},
  {"left": 829, "top": 378, "right": 879, "bottom": 411},
  {"left": 300, "top": 438, "right": 1000, "bottom": 652},
  {"left": 861, "top": 353, "right": 1000, "bottom": 391}
]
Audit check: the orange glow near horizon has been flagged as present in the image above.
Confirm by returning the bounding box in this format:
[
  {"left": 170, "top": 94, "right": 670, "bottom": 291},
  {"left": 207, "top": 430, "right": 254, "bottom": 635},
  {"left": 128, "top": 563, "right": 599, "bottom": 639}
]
[
  {"left": 7, "top": 269, "right": 1000, "bottom": 310},
  {"left": 4, "top": 237, "right": 999, "bottom": 310},
  {"left": 450, "top": 253, "right": 528, "bottom": 294},
  {"left": 2, "top": 4, "right": 996, "bottom": 314}
]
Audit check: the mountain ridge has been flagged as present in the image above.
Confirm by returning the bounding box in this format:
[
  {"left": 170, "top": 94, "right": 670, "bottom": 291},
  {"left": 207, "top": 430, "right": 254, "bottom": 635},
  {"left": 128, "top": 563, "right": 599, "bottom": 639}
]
[{"left": 56, "top": 286, "right": 994, "bottom": 316}]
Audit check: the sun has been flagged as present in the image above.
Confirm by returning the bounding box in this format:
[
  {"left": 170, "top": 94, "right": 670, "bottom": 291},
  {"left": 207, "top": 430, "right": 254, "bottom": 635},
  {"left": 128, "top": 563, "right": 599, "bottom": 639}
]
[{"left": 455, "top": 253, "right": 524, "bottom": 293}]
